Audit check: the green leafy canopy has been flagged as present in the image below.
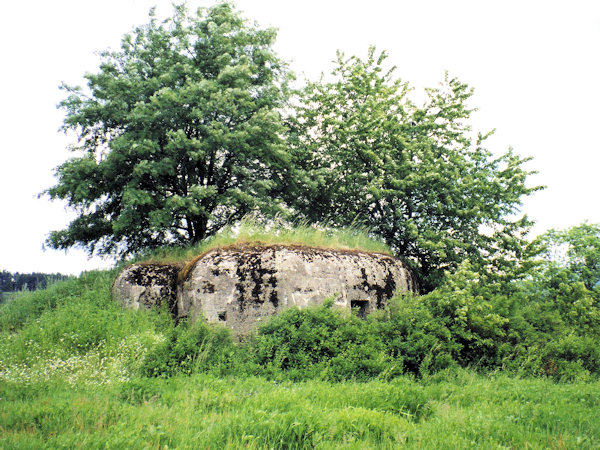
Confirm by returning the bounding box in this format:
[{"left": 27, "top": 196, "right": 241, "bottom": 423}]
[
  {"left": 538, "top": 223, "right": 600, "bottom": 292},
  {"left": 287, "top": 47, "right": 542, "bottom": 290},
  {"left": 45, "top": 5, "right": 541, "bottom": 291},
  {"left": 45, "top": 3, "right": 293, "bottom": 257}
]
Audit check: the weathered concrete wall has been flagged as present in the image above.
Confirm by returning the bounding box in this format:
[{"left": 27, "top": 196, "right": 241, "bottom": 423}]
[
  {"left": 111, "top": 263, "right": 182, "bottom": 316},
  {"left": 112, "top": 244, "right": 418, "bottom": 335},
  {"left": 177, "top": 244, "right": 417, "bottom": 335}
]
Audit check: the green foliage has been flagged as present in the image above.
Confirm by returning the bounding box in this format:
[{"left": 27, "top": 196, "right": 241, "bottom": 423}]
[
  {"left": 247, "top": 302, "right": 391, "bottom": 381},
  {"left": 372, "top": 293, "right": 457, "bottom": 376},
  {"left": 417, "top": 263, "right": 511, "bottom": 369},
  {"left": 289, "top": 47, "right": 541, "bottom": 291},
  {"left": 489, "top": 224, "right": 600, "bottom": 380},
  {"left": 44, "top": 3, "right": 293, "bottom": 257},
  {"left": 141, "top": 319, "right": 235, "bottom": 377},
  {"left": 378, "top": 255, "right": 600, "bottom": 381},
  {"left": 540, "top": 222, "right": 600, "bottom": 292}
]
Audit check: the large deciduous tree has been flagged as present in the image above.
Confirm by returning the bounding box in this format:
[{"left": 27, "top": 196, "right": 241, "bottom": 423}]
[
  {"left": 288, "top": 48, "right": 541, "bottom": 291},
  {"left": 45, "top": 3, "right": 292, "bottom": 257}
]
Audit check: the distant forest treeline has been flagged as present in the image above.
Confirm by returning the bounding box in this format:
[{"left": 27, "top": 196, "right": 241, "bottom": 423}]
[{"left": 0, "top": 270, "right": 73, "bottom": 297}]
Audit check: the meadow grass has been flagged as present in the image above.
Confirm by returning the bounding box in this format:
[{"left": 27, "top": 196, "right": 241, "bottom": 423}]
[
  {"left": 0, "top": 270, "right": 168, "bottom": 389},
  {"left": 134, "top": 217, "right": 392, "bottom": 267},
  {"left": 1, "top": 371, "right": 598, "bottom": 448},
  {"left": 2, "top": 246, "right": 599, "bottom": 448}
]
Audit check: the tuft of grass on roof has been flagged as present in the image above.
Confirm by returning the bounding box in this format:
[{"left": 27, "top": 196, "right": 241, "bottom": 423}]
[{"left": 134, "top": 218, "right": 392, "bottom": 268}]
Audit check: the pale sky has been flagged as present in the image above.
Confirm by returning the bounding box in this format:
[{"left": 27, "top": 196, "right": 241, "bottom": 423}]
[{"left": 1, "top": 0, "right": 599, "bottom": 275}]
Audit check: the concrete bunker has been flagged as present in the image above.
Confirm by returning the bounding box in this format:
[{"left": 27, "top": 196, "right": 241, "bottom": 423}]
[
  {"left": 112, "top": 244, "right": 418, "bottom": 336},
  {"left": 177, "top": 244, "right": 417, "bottom": 335}
]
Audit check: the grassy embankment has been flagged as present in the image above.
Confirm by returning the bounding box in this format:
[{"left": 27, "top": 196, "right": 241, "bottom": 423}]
[
  {"left": 134, "top": 219, "right": 392, "bottom": 266},
  {"left": 1, "top": 224, "right": 599, "bottom": 448}
]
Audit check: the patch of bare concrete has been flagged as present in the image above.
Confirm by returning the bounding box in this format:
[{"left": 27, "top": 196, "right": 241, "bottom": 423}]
[{"left": 112, "top": 263, "right": 183, "bottom": 316}]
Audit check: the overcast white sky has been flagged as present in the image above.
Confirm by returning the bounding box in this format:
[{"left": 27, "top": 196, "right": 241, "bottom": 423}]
[{"left": 1, "top": 0, "right": 599, "bottom": 275}]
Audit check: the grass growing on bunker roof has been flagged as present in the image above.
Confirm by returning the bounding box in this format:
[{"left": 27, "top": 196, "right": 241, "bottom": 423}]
[{"left": 134, "top": 218, "right": 393, "bottom": 267}]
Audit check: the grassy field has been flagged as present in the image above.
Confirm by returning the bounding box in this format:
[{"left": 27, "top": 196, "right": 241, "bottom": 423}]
[
  {"left": 1, "top": 371, "right": 598, "bottom": 448},
  {"left": 1, "top": 236, "right": 599, "bottom": 448}
]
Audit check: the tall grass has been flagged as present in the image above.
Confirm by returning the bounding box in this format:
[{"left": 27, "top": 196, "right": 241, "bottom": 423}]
[
  {"left": 0, "top": 270, "right": 169, "bottom": 387},
  {"left": 0, "top": 271, "right": 117, "bottom": 333},
  {"left": 1, "top": 372, "right": 598, "bottom": 448},
  {"left": 2, "top": 244, "right": 600, "bottom": 447},
  {"left": 135, "top": 217, "right": 392, "bottom": 266}
]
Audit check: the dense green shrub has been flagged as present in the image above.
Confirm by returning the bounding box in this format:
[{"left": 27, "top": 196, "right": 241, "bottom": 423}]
[
  {"left": 371, "top": 294, "right": 456, "bottom": 376},
  {"left": 140, "top": 319, "right": 236, "bottom": 377},
  {"left": 246, "top": 300, "right": 392, "bottom": 381},
  {"left": 370, "top": 263, "right": 518, "bottom": 376}
]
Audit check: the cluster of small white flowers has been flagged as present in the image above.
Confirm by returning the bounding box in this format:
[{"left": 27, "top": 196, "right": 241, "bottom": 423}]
[{"left": 0, "top": 331, "right": 165, "bottom": 387}]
